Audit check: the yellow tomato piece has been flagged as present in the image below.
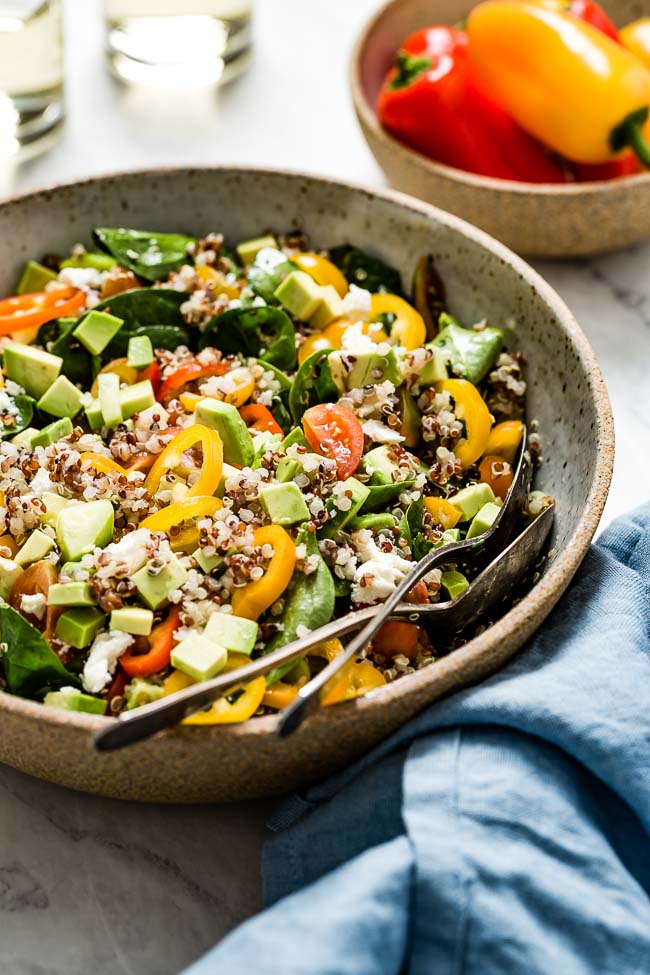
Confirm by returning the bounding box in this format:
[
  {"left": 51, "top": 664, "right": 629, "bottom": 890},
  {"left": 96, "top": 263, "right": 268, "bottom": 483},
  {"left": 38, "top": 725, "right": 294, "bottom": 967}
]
[
  {"left": 484, "top": 419, "right": 524, "bottom": 466},
  {"left": 292, "top": 253, "right": 348, "bottom": 298},
  {"left": 195, "top": 264, "right": 240, "bottom": 299},
  {"left": 141, "top": 495, "right": 222, "bottom": 552},
  {"left": 145, "top": 425, "right": 223, "bottom": 499},
  {"left": 79, "top": 451, "right": 128, "bottom": 476},
  {"left": 321, "top": 660, "right": 386, "bottom": 707},
  {"left": 370, "top": 294, "right": 426, "bottom": 350},
  {"left": 163, "top": 666, "right": 266, "bottom": 725},
  {"left": 436, "top": 378, "right": 492, "bottom": 468},
  {"left": 424, "top": 496, "right": 462, "bottom": 530},
  {"left": 91, "top": 358, "right": 139, "bottom": 398},
  {"left": 231, "top": 524, "right": 296, "bottom": 621}
]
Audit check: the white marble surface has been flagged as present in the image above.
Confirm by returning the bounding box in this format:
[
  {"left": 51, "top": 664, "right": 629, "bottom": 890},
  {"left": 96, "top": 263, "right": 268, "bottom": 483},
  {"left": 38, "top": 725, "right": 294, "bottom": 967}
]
[{"left": 0, "top": 1, "right": 648, "bottom": 972}]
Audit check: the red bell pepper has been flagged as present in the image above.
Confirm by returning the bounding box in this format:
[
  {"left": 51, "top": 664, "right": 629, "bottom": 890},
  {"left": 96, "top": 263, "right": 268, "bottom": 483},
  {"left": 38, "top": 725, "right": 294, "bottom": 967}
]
[
  {"left": 573, "top": 153, "right": 640, "bottom": 181},
  {"left": 563, "top": 0, "right": 619, "bottom": 41},
  {"left": 378, "top": 26, "right": 569, "bottom": 183}
]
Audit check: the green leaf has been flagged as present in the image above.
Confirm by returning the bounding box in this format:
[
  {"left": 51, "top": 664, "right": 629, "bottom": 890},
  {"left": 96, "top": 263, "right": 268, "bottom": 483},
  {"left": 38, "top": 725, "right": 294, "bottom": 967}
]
[
  {"left": 93, "top": 228, "right": 196, "bottom": 282},
  {"left": 0, "top": 394, "right": 35, "bottom": 440},
  {"left": 432, "top": 316, "right": 503, "bottom": 385},
  {"left": 199, "top": 306, "right": 296, "bottom": 371},
  {"left": 74, "top": 288, "right": 190, "bottom": 361},
  {"left": 0, "top": 606, "right": 80, "bottom": 700},
  {"left": 289, "top": 349, "right": 339, "bottom": 424},
  {"left": 360, "top": 480, "right": 415, "bottom": 514},
  {"left": 106, "top": 324, "right": 192, "bottom": 360},
  {"left": 328, "top": 245, "right": 403, "bottom": 295},
  {"left": 49, "top": 320, "right": 101, "bottom": 386},
  {"left": 247, "top": 248, "right": 297, "bottom": 304}
]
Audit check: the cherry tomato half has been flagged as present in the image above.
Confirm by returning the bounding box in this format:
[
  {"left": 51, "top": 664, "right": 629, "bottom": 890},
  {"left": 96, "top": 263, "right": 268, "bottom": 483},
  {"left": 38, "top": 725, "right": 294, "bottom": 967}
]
[{"left": 302, "top": 403, "right": 364, "bottom": 480}]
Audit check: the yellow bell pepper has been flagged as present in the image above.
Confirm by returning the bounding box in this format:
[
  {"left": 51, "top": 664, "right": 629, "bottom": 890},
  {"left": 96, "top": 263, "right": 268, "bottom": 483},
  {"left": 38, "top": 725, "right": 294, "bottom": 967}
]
[
  {"left": 141, "top": 495, "right": 222, "bottom": 552},
  {"left": 164, "top": 653, "right": 266, "bottom": 725},
  {"left": 178, "top": 366, "right": 255, "bottom": 412},
  {"left": 145, "top": 425, "right": 223, "bottom": 499},
  {"left": 467, "top": 2, "right": 650, "bottom": 166},
  {"left": 321, "top": 659, "right": 386, "bottom": 706},
  {"left": 231, "top": 524, "right": 296, "bottom": 621},
  {"left": 307, "top": 638, "right": 344, "bottom": 662},
  {"left": 79, "top": 451, "right": 128, "bottom": 476},
  {"left": 436, "top": 378, "right": 492, "bottom": 467},
  {"left": 423, "top": 496, "right": 462, "bottom": 530},
  {"left": 262, "top": 681, "right": 300, "bottom": 710},
  {"left": 297, "top": 318, "right": 389, "bottom": 366},
  {"left": 370, "top": 294, "right": 426, "bottom": 350},
  {"left": 620, "top": 18, "right": 650, "bottom": 71},
  {"left": 484, "top": 419, "right": 525, "bottom": 465},
  {"left": 195, "top": 264, "right": 241, "bottom": 299},
  {"left": 292, "top": 253, "right": 349, "bottom": 298},
  {"left": 91, "top": 358, "right": 139, "bottom": 398}
]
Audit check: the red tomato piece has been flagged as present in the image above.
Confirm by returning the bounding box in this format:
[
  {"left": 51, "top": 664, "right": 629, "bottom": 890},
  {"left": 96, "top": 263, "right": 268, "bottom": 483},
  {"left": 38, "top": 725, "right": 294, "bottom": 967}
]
[{"left": 302, "top": 403, "right": 364, "bottom": 480}]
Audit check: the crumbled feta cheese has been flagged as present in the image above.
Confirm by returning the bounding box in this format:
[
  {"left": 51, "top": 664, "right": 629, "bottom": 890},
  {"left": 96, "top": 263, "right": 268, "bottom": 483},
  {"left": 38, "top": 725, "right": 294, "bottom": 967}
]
[
  {"left": 29, "top": 467, "right": 54, "bottom": 494},
  {"left": 350, "top": 530, "right": 413, "bottom": 605},
  {"left": 101, "top": 528, "right": 154, "bottom": 573},
  {"left": 0, "top": 390, "right": 18, "bottom": 416},
  {"left": 135, "top": 403, "right": 170, "bottom": 433},
  {"left": 20, "top": 592, "right": 47, "bottom": 620},
  {"left": 340, "top": 322, "right": 375, "bottom": 354},
  {"left": 57, "top": 266, "right": 103, "bottom": 290},
  {"left": 82, "top": 630, "right": 133, "bottom": 693},
  {"left": 361, "top": 418, "right": 405, "bottom": 444},
  {"left": 341, "top": 284, "right": 372, "bottom": 320}
]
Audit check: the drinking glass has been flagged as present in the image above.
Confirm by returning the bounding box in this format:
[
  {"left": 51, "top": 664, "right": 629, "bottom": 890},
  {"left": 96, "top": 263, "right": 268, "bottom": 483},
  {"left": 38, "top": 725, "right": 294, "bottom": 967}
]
[
  {"left": 0, "top": 0, "right": 64, "bottom": 158},
  {"left": 105, "top": 0, "right": 253, "bottom": 88}
]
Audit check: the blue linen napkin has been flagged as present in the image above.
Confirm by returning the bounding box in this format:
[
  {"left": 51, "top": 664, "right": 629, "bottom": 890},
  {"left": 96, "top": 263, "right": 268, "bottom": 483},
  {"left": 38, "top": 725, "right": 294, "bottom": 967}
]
[{"left": 184, "top": 504, "right": 650, "bottom": 975}]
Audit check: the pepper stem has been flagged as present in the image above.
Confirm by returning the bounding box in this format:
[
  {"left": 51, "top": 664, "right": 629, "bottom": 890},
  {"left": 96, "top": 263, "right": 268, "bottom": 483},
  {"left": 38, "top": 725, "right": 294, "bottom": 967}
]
[
  {"left": 610, "top": 107, "right": 650, "bottom": 169},
  {"left": 388, "top": 51, "right": 433, "bottom": 91}
]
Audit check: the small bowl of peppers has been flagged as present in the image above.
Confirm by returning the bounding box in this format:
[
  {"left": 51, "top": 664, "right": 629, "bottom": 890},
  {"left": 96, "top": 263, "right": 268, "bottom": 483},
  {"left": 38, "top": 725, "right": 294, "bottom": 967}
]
[{"left": 351, "top": 0, "right": 650, "bottom": 257}]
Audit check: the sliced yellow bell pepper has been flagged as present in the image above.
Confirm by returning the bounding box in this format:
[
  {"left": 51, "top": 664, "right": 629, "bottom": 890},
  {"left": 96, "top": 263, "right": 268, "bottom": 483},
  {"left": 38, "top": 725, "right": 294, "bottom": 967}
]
[
  {"left": 297, "top": 318, "right": 389, "bottom": 365},
  {"left": 321, "top": 659, "right": 386, "bottom": 706},
  {"left": 292, "top": 253, "right": 349, "bottom": 298},
  {"left": 436, "top": 378, "right": 492, "bottom": 468},
  {"left": 91, "top": 358, "right": 139, "bottom": 398},
  {"left": 370, "top": 294, "right": 426, "bottom": 350},
  {"left": 484, "top": 419, "right": 524, "bottom": 465},
  {"left": 141, "top": 495, "right": 222, "bottom": 552},
  {"left": 163, "top": 655, "right": 266, "bottom": 725},
  {"left": 195, "top": 264, "right": 240, "bottom": 299},
  {"left": 79, "top": 451, "right": 128, "bottom": 476},
  {"left": 231, "top": 524, "right": 296, "bottom": 621},
  {"left": 145, "top": 425, "right": 223, "bottom": 499},
  {"left": 179, "top": 366, "right": 255, "bottom": 411},
  {"left": 307, "top": 638, "right": 344, "bottom": 662},
  {"left": 424, "top": 496, "right": 462, "bottom": 530},
  {"left": 262, "top": 681, "right": 299, "bottom": 710}
]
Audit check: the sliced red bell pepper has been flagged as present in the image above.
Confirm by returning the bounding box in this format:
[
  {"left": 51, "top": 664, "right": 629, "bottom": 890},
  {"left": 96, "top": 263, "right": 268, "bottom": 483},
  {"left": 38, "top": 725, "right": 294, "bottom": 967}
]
[
  {"left": 239, "top": 403, "right": 283, "bottom": 437},
  {"left": 120, "top": 606, "right": 181, "bottom": 677},
  {"left": 158, "top": 359, "right": 228, "bottom": 403},
  {"left": 565, "top": 0, "right": 619, "bottom": 41}
]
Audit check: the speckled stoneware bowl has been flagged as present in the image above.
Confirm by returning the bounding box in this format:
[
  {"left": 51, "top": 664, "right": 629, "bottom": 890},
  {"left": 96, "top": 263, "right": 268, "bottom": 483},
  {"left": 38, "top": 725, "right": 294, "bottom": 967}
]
[
  {"left": 0, "top": 168, "right": 613, "bottom": 802},
  {"left": 352, "top": 0, "right": 650, "bottom": 258}
]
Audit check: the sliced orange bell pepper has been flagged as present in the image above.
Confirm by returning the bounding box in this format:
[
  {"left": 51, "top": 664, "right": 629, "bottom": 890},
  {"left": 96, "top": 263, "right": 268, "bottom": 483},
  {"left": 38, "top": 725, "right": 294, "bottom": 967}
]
[
  {"left": 0, "top": 286, "right": 85, "bottom": 336},
  {"left": 424, "top": 495, "right": 462, "bottom": 529},
  {"left": 239, "top": 403, "right": 284, "bottom": 436},
  {"left": 80, "top": 452, "right": 128, "bottom": 476},
  {"left": 262, "top": 681, "right": 300, "bottom": 710},
  {"left": 436, "top": 378, "right": 492, "bottom": 467},
  {"left": 144, "top": 425, "right": 223, "bottom": 499},
  {"left": 120, "top": 606, "right": 181, "bottom": 677},
  {"left": 321, "top": 659, "right": 386, "bottom": 706},
  {"left": 479, "top": 454, "right": 513, "bottom": 501},
  {"left": 484, "top": 419, "right": 524, "bottom": 465},
  {"left": 231, "top": 525, "right": 296, "bottom": 621}
]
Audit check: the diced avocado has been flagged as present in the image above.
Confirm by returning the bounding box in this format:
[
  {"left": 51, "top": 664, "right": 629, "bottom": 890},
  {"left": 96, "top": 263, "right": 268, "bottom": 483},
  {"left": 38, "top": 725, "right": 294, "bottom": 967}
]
[
  {"left": 321, "top": 477, "right": 370, "bottom": 539},
  {"left": 432, "top": 317, "right": 503, "bottom": 384},
  {"left": 259, "top": 482, "right": 310, "bottom": 525},
  {"left": 98, "top": 372, "right": 122, "bottom": 428},
  {"left": 194, "top": 398, "right": 254, "bottom": 467},
  {"left": 126, "top": 335, "right": 154, "bottom": 371},
  {"left": 236, "top": 235, "right": 278, "bottom": 266},
  {"left": 37, "top": 375, "right": 83, "bottom": 419},
  {"left": 398, "top": 388, "right": 420, "bottom": 448},
  {"left": 417, "top": 345, "right": 448, "bottom": 385},
  {"left": 274, "top": 270, "right": 323, "bottom": 321},
  {"left": 348, "top": 512, "right": 395, "bottom": 532},
  {"left": 39, "top": 492, "right": 74, "bottom": 528},
  {"left": 251, "top": 432, "right": 282, "bottom": 470},
  {"left": 60, "top": 561, "right": 92, "bottom": 579},
  {"left": 449, "top": 482, "right": 496, "bottom": 522},
  {"left": 15, "top": 529, "right": 55, "bottom": 567},
  {"left": 125, "top": 678, "right": 164, "bottom": 710},
  {"left": 56, "top": 499, "right": 114, "bottom": 561},
  {"left": 3, "top": 342, "right": 62, "bottom": 399},
  {"left": 433, "top": 527, "right": 461, "bottom": 548},
  {"left": 16, "top": 260, "right": 57, "bottom": 294},
  {"left": 170, "top": 632, "right": 227, "bottom": 682},
  {"left": 466, "top": 501, "right": 502, "bottom": 540},
  {"left": 110, "top": 606, "right": 154, "bottom": 636},
  {"left": 192, "top": 548, "right": 224, "bottom": 574},
  {"left": 0, "top": 556, "right": 23, "bottom": 600},
  {"left": 330, "top": 346, "right": 401, "bottom": 391},
  {"left": 31, "top": 417, "right": 73, "bottom": 448},
  {"left": 204, "top": 612, "right": 258, "bottom": 655},
  {"left": 73, "top": 309, "right": 124, "bottom": 356},
  {"left": 56, "top": 607, "right": 105, "bottom": 648},
  {"left": 132, "top": 553, "right": 188, "bottom": 610},
  {"left": 11, "top": 427, "right": 38, "bottom": 448},
  {"left": 119, "top": 379, "right": 155, "bottom": 419},
  {"left": 281, "top": 427, "right": 309, "bottom": 450},
  {"left": 215, "top": 461, "right": 240, "bottom": 499},
  {"left": 61, "top": 252, "right": 116, "bottom": 271},
  {"left": 309, "top": 285, "right": 343, "bottom": 330},
  {"left": 441, "top": 569, "right": 470, "bottom": 600},
  {"left": 83, "top": 396, "right": 104, "bottom": 432},
  {"left": 275, "top": 457, "right": 300, "bottom": 483},
  {"left": 47, "top": 582, "right": 96, "bottom": 607},
  {"left": 44, "top": 686, "right": 106, "bottom": 715},
  {"left": 364, "top": 445, "right": 401, "bottom": 486}
]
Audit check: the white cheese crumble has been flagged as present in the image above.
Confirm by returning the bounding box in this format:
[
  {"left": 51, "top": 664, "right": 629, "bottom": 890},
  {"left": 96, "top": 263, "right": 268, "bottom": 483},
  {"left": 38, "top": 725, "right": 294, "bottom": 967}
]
[
  {"left": 0, "top": 391, "right": 18, "bottom": 416},
  {"left": 29, "top": 467, "right": 55, "bottom": 494},
  {"left": 361, "top": 418, "right": 405, "bottom": 445},
  {"left": 20, "top": 592, "right": 47, "bottom": 620},
  {"left": 57, "top": 266, "right": 103, "bottom": 290},
  {"left": 350, "top": 530, "right": 413, "bottom": 606},
  {"left": 341, "top": 284, "right": 372, "bottom": 320},
  {"left": 82, "top": 630, "right": 133, "bottom": 693},
  {"left": 101, "top": 528, "right": 154, "bottom": 574}
]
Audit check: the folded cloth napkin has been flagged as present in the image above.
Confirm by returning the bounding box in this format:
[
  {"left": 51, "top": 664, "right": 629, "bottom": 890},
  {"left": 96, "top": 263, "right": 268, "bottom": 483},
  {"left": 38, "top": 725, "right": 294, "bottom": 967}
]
[{"left": 184, "top": 505, "right": 650, "bottom": 975}]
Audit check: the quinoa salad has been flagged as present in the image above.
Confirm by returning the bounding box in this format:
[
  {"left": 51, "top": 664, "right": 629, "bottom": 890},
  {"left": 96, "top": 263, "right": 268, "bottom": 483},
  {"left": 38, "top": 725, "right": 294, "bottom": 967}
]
[{"left": 0, "top": 227, "right": 550, "bottom": 724}]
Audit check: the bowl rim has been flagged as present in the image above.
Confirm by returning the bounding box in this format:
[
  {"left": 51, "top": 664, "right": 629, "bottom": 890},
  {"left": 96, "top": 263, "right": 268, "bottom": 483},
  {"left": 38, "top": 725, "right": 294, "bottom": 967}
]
[
  {"left": 0, "top": 164, "right": 615, "bottom": 742},
  {"left": 350, "top": 0, "right": 650, "bottom": 196}
]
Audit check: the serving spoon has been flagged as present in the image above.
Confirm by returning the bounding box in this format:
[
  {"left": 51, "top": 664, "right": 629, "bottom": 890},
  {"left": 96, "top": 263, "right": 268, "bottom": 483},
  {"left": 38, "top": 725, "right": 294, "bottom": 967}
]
[{"left": 94, "top": 435, "right": 546, "bottom": 751}]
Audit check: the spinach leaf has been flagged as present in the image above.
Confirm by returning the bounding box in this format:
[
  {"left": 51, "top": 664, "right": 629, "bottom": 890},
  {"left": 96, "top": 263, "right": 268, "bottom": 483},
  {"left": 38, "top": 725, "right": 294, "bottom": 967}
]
[
  {"left": 49, "top": 319, "right": 101, "bottom": 386},
  {"left": 329, "top": 244, "right": 403, "bottom": 295},
  {"left": 0, "top": 605, "right": 80, "bottom": 700},
  {"left": 432, "top": 316, "right": 503, "bottom": 385},
  {"left": 360, "top": 480, "right": 415, "bottom": 513},
  {"left": 199, "top": 306, "right": 296, "bottom": 371},
  {"left": 264, "top": 526, "right": 335, "bottom": 684},
  {"left": 289, "top": 349, "right": 339, "bottom": 424},
  {"left": 105, "top": 324, "right": 192, "bottom": 359},
  {"left": 1, "top": 395, "right": 35, "bottom": 440},
  {"left": 74, "top": 288, "right": 190, "bottom": 360},
  {"left": 93, "top": 228, "right": 196, "bottom": 282},
  {"left": 400, "top": 496, "right": 433, "bottom": 560},
  {"left": 247, "top": 248, "right": 296, "bottom": 304},
  {"left": 254, "top": 358, "right": 292, "bottom": 393}
]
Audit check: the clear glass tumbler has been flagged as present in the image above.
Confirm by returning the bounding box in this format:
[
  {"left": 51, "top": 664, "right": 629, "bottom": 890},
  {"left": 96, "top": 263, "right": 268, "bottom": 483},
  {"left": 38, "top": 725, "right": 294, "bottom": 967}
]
[
  {"left": 105, "top": 0, "right": 253, "bottom": 88},
  {"left": 0, "top": 0, "right": 64, "bottom": 158}
]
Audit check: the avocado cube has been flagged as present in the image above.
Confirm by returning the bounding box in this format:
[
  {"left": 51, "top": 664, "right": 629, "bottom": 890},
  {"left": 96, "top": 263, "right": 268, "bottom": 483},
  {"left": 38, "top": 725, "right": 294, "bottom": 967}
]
[
  {"left": 15, "top": 528, "right": 55, "bottom": 567},
  {"left": 309, "top": 285, "right": 343, "bottom": 330},
  {"left": 31, "top": 417, "right": 73, "bottom": 448},
  {"left": 44, "top": 686, "right": 106, "bottom": 715},
  {"left": 11, "top": 427, "right": 39, "bottom": 448},
  {"left": 432, "top": 321, "right": 503, "bottom": 385},
  {"left": 56, "top": 499, "right": 114, "bottom": 561},
  {"left": 432, "top": 528, "right": 461, "bottom": 548},
  {"left": 322, "top": 477, "right": 371, "bottom": 539},
  {"left": 38, "top": 492, "right": 74, "bottom": 529},
  {"left": 98, "top": 372, "right": 122, "bottom": 428},
  {"left": 110, "top": 606, "right": 154, "bottom": 636},
  {"left": 3, "top": 342, "right": 63, "bottom": 399},
  {"left": 73, "top": 310, "right": 124, "bottom": 356},
  {"left": 214, "top": 462, "right": 240, "bottom": 499},
  {"left": 126, "top": 335, "right": 154, "bottom": 371},
  {"left": 194, "top": 398, "right": 254, "bottom": 467},
  {"left": 281, "top": 427, "right": 309, "bottom": 451},
  {"left": 0, "top": 556, "right": 23, "bottom": 600},
  {"left": 170, "top": 633, "right": 228, "bottom": 682},
  {"left": 418, "top": 345, "right": 448, "bottom": 385},
  {"left": 259, "top": 482, "right": 310, "bottom": 525},
  {"left": 275, "top": 457, "right": 300, "bottom": 483},
  {"left": 124, "top": 678, "right": 164, "bottom": 710},
  {"left": 37, "top": 375, "right": 84, "bottom": 419},
  {"left": 83, "top": 396, "right": 104, "bottom": 432},
  {"left": 204, "top": 613, "right": 259, "bottom": 655},
  {"left": 466, "top": 501, "right": 502, "bottom": 540},
  {"left": 56, "top": 607, "right": 105, "bottom": 648},
  {"left": 132, "top": 554, "right": 188, "bottom": 610},
  {"left": 364, "top": 445, "right": 401, "bottom": 486},
  {"left": 274, "top": 270, "right": 323, "bottom": 321},
  {"left": 61, "top": 252, "right": 116, "bottom": 272},
  {"left": 120, "top": 379, "right": 155, "bottom": 420},
  {"left": 334, "top": 347, "right": 401, "bottom": 390},
  {"left": 236, "top": 235, "right": 278, "bottom": 266},
  {"left": 449, "top": 483, "right": 496, "bottom": 522},
  {"left": 192, "top": 548, "right": 224, "bottom": 574},
  {"left": 441, "top": 570, "right": 470, "bottom": 600},
  {"left": 47, "top": 582, "right": 97, "bottom": 607},
  {"left": 16, "top": 260, "right": 57, "bottom": 294}
]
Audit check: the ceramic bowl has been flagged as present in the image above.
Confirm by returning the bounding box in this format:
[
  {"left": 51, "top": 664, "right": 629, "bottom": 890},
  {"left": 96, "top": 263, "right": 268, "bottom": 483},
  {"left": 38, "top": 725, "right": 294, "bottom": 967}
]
[
  {"left": 0, "top": 168, "right": 613, "bottom": 802},
  {"left": 351, "top": 0, "right": 650, "bottom": 258}
]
